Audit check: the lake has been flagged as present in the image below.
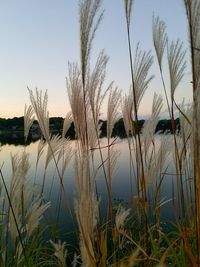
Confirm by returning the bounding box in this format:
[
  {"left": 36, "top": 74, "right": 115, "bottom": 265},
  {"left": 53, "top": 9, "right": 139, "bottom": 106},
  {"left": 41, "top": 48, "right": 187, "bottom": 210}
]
[{"left": 0, "top": 135, "right": 186, "bottom": 248}]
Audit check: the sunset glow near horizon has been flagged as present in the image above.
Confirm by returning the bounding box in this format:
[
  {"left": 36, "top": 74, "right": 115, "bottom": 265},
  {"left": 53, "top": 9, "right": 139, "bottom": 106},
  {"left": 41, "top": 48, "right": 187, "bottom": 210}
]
[{"left": 0, "top": 0, "right": 192, "bottom": 119}]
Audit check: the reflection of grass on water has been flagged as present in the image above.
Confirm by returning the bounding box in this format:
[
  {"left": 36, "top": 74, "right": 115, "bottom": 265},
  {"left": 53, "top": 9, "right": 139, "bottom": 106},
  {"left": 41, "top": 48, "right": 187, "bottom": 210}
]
[{"left": 0, "top": 0, "right": 199, "bottom": 266}]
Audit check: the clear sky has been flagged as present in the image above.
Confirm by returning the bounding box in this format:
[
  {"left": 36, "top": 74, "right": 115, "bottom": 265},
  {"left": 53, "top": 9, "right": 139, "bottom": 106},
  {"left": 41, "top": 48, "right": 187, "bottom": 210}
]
[{"left": 0, "top": 0, "right": 192, "bottom": 119}]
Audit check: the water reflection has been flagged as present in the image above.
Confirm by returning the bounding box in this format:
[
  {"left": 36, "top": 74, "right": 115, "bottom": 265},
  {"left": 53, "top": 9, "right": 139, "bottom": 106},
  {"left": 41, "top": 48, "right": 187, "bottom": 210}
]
[
  {"left": 0, "top": 136, "right": 178, "bottom": 243},
  {"left": 0, "top": 131, "right": 40, "bottom": 146}
]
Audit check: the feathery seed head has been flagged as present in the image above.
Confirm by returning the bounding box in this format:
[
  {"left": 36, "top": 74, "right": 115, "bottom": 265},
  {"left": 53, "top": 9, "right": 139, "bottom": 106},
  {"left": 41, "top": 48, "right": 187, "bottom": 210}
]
[
  {"left": 124, "top": 0, "right": 134, "bottom": 27},
  {"left": 74, "top": 151, "right": 99, "bottom": 266},
  {"left": 36, "top": 138, "right": 46, "bottom": 165},
  {"left": 8, "top": 152, "right": 50, "bottom": 246},
  {"left": 133, "top": 45, "right": 154, "bottom": 112},
  {"left": 87, "top": 50, "right": 110, "bottom": 125},
  {"left": 142, "top": 93, "right": 163, "bottom": 154},
  {"left": 67, "top": 62, "right": 89, "bottom": 149},
  {"left": 107, "top": 87, "right": 121, "bottom": 140},
  {"left": 50, "top": 240, "right": 67, "bottom": 267},
  {"left": 24, "top": 104, "right": 35, "bottom": 143},
  {"left": 115, "top": 205, "right": 131, "bottom": 230},
  {"left": 45, "top": 134, "right": 63, "bottom": 170},
  {"left": 57, "top": 138, "right": 73, "bottom": 178},
  {"left": 107, "top": 147, "right": 120, "bottom": 181},
  {"left": 28, "top": 87, "right": 50, "bottom": 141},
  {"left": 62, "top": 112, "right": 73, "bottom": 139},
  {"left": 79, "top": 0, "right": 104, "bottom": 82},
  {"left": 152, "top": 15, "right": 167, "bottom": 69},
  {"left": 122, "top": 92, "right": 134, "bottom": 137},
  {"left": 26, "top": 198, "right": 50, "bottom": 237},
  {"left": 167, "top": 39, "right": 186, "bottom": 97}
]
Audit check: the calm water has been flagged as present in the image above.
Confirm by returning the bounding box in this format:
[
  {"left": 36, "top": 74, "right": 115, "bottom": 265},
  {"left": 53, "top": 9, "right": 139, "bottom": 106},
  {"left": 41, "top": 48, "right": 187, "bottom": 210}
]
[{"left": 0, "top": 136, "right": 179, "bottom": 244}]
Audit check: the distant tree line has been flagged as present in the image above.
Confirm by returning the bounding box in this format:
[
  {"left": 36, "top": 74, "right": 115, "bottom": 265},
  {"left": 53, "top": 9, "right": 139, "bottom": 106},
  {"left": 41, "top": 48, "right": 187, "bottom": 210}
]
[{"left": 0, "top": 116, "right": 180, "bottom": 145}]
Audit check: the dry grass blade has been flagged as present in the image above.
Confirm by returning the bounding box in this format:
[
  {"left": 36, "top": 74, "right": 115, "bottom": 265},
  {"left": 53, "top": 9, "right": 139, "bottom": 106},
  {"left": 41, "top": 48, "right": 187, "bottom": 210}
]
[
  {"left": 167, "top": 39, "right": 186, "bottom": 97},
  {"left": 133, "top": 45, "right": 154, "bottom": 112},
  {"left": 62, "top": 112, "right": 72, "bottom": 139},
  {"left": 152, "top": 15, "right": 167, "bottom": 69},
  {"left": 74, "top": 151, "right": 99, "bottom": 267},
  {"left": 24, "top": 104, "right": 35, "bottom": 143},
  {"left": 107, "top": 87, "right": 121, "bottom": 140},
  {"left": 67, "top": 62, "right": 89, "bottom": 149},
  {"left": 79, "top": 0, "right": 104, "bottom": 81},
  {"left": 142, "top": 93, "right": 163, "bottom": 155},
  {"left": 79, "top": 0, "right": 105, "bottom": 153},
  {"left": 87, "top": 50, "right": 110, "bottom": 125},
  {"left": 25, "top": 196, "right": 50, "bottom": 237},
  {"left": 122, "top": 91, "right": 133, "bottom": 137},
  {"left": 9, "top": 152, "right": 30, "bottom": 243},
  {"left": 34, "top": 138, "right": 46, "bottom": 185},
  {"left": 10, "top": 152, "right": 30, "bottom": 202},
  {"left": 115, "top": 205, "right": 131, "bottom": 231},
  {"left": 8, "top": 152, "right": 50, "bottom": 249},
  {"left": 107, "top": 147, "right": 120, "bottom": 180},
  {"left": 124, "top": 0, "right": 134, "bottom": 27},
  {"left": 179, "top": 101, "right": 192, "bottom": 153},
  {"left": 57, "top": 138, "right": 73, "bottom": 177},
  {"left": 152, "top": 93, "right": 163, "bottom": 118},
  {"left": 36, "top": 138, "right": 46, "bottom": 166},
  {"left": 45, "top": 134, "right": 63, "bottom": 170},
  {"left": 28, "top": 87, "right": 50, "bottom": 141},
  {"left": 146, "top": 135, "right": 171, "bottom": 186},
  {"left": 87, "top": 116, "right": 101, "bottom": 150},
  {"left": 50, "top": 240, "right": 68, "bottom": 267}
]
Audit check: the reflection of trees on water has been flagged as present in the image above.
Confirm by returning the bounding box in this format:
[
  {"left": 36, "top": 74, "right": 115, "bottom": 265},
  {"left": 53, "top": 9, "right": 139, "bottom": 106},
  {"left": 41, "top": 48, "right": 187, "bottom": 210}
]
[{"left": 0, "top": 132, "right": 40, "bottom": 146}]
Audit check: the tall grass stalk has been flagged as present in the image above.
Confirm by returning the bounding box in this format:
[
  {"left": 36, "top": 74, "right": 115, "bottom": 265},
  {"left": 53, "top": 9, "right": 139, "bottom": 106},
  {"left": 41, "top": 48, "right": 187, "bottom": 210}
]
[
  {"left": 122, "top": 92, "right": 138, "bottom": 210},
  {"left": 107, "top": 87, "right": 121, "bottom": 219},
  {"left": 123, "top": 0, "right": 155, "bottom": 258},
  {"left": 67, "top": 0, "right": 111, "bottom": 265},
  {"left": 0, "top": 169, "right": 28, "bottom": 266},
  {"left": 152, "top": 17, "right": 194, "bottom": 262},
  {"left": 0, "top": 150, "right": 51, "bottom": 266},
  {"left": 124, "top": 2, "right": 147, "bottom": 210},
  {"left": 183, "top": 0, "right": 200, "bottom": 264},
  {"left": 28, "top": 88, "right": 76, "bottom": 231}
]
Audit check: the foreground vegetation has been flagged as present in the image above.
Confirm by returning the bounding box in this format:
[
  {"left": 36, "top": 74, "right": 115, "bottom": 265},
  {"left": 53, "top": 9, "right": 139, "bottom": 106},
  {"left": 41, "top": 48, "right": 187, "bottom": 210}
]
[{"left": 0, "top": 0, "right": 200, "bottom": 266}]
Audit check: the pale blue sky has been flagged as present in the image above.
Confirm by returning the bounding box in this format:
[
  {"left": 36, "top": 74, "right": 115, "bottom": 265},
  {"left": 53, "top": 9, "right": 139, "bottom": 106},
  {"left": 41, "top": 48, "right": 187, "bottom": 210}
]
[{"left": 0, "top": 0, "right": 192, "bottom": 118}]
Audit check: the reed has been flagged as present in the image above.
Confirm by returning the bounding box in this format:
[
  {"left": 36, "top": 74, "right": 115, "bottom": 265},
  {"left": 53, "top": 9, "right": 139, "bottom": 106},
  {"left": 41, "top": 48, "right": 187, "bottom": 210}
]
[{"left": 1, "top": 0, "right": 200, "bottom": 266}]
